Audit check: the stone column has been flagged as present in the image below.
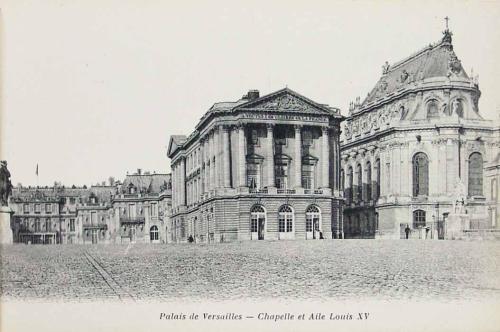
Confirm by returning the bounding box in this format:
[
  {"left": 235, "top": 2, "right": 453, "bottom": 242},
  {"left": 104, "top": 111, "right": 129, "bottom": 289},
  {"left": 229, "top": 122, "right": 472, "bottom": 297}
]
[
  {"left": 321, "top": 127, "right": 330, "bottom": 188},
  {"left": 238, "top": 124, "right": 247, "bottom": 187},
  {"left": 266, "top": 124, "right": 275, "bottom": 188},
  {"left": 180, "top": 158, "right": 186, "bottom": 206},
  {"left": 294, "top": 125, "right": 302, "bottom": 189},
  {"left": 214, "top": 128, "right": 220, "bottom": 189},
  {"left": 222, "top": 125, "right": 231, "bottom": 188},
  {"left": 209, "top": 131, "right": 214, "bottom": 191}
]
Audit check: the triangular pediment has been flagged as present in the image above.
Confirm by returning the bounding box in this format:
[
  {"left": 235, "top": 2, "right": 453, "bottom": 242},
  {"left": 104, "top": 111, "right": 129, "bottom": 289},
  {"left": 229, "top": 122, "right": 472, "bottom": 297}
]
[
  {"left": 234, "top": 88, "right": 338, "bottom": 115},
  {"left": 167, "top": 135, "right": 187, "bottom": 157}
]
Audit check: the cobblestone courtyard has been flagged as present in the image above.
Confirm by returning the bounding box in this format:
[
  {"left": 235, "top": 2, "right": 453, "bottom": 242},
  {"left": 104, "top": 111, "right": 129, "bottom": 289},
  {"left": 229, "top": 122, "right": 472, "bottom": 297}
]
[{"left": 1, "top": 240, "right": 500, "bottom": 302}]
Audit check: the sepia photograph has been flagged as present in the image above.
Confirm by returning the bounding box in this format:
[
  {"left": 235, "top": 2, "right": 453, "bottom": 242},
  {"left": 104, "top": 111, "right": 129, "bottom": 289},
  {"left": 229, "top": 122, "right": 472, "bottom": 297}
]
[{"left": 1, "top": 1, "right": 499, "bottom": 331}]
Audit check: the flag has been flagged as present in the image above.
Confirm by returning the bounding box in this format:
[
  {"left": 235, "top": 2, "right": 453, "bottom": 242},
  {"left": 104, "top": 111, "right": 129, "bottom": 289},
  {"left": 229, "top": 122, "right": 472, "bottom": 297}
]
[{"left": 36, "top": 164, "right": 38, "bottom": 176}]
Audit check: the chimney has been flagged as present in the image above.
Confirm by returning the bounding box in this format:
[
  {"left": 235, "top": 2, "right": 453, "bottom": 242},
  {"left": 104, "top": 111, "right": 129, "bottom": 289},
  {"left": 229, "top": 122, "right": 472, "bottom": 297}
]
[
  {"left": 137, "top": 168, "right": 142, "bottom": 175},
  {"left": 247, "top": 90, "right": 260, "bottom": 100}
]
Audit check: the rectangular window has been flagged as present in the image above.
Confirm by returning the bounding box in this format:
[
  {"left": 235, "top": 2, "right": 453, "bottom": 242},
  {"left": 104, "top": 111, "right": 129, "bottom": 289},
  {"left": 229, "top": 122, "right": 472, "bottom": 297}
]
[
  {"left": 275, "top": 165, "right": 288, "bottom": 189},
  {"left": 278, "top": 216, "right": 285, "bottom": 233},
  {"left": 250, "top": 129, "right": 259, "bottom": 145},
  {"left": 70, "top": 219, "right": 75, "bottom": 232},
  {"left": 45, "top": 220, "right": 50, "bottom": 231},
  {"left": 251, "top": 217, "right": 258, "bottom": 232},
  {"left": 151, "top": 203, "right": 158, "bottom": 217},
  {"left": 46, "top": 204, "right": 52, "bottom": 213},
  {"left": 306, "top": 219, "right": 313, "bottom": 232},
  {"left": 302, "top": 130, "right": 313, "bottom": 147},
  {"left": 91, "top": 212, "right": 97, "bottom": 225},
  {"left": 35, "top": 204, "right": 41, "bottom": 214},
  {"left": 247, "top": 163, "right": 261, "bottom": 189},
  {"left": 302, "top": 164, "right": 314, "bottom": 189},
  {"left": 70, "top": 197, "right": 76, "bottom": 204},
  {"left": 23, "top": 204, "right": 29, "bottom": 213},
  {"left": 128, "top": 204, "right": 136, "bottom": 218}
]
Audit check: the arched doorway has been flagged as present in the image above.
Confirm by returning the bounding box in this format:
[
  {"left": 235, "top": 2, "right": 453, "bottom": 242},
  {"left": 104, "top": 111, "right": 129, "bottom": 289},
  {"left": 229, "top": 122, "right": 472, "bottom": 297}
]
[
  {"left": 150, "top": 225, "right": 159, "bottom": 243},
  {"left": 278, "top": 205, "right": 294, "bottom": 240},
  {"left": 306, "top": 205, "right": 321, "bottom": 239},
  {"left": 250, "top": 205, "right": 266, "bottom": 240}
]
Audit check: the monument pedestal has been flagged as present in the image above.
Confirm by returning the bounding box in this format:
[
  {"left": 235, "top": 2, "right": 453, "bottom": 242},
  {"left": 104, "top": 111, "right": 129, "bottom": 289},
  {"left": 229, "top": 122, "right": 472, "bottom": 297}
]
[
  {"left": 446, "top": 213, "right": 470, "bottom": 240},
  {"left": 0, "top": 206, "right": 14, "bottom": 244}
]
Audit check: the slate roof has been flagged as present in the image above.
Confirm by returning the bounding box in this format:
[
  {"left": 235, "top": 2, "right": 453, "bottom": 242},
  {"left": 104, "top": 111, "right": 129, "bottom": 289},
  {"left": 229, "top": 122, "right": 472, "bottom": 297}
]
[
  {"left": 362, "top": 30, "right": 468, "bottom": 107},
  {"left": 120, "top": 173, "right": 171, "bottom": 194}
]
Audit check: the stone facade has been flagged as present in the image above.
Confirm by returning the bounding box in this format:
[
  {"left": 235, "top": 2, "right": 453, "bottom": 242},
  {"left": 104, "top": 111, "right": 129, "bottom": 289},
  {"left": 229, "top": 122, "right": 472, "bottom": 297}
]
[
  {"left": 340, "top": 29, "right": 500, "bottom": 239},
  {"left": 168, "top": 88, "right": 344, "bottom": 243},
  {"left": 9, "top": 171, "right": 172, "bottom": 244}
]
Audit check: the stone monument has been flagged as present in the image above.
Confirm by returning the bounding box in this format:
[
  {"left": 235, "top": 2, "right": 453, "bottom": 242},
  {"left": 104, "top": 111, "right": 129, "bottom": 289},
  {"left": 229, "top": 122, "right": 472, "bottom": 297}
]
[
  {"left": 446, "top": 180, "right": 470, "bottom": 240},
  {"left": 0, "top": 160, "right": 14, "bottom": 244}
]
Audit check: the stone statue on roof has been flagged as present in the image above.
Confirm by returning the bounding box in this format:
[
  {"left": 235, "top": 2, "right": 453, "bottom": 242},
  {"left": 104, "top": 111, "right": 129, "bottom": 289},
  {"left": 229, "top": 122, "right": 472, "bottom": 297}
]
[
  {"left": 0, "top": 161, "right": 13, "bottom": 207},
  {"left": 382, "top": 61, "right": 390, "bottom": 75}
]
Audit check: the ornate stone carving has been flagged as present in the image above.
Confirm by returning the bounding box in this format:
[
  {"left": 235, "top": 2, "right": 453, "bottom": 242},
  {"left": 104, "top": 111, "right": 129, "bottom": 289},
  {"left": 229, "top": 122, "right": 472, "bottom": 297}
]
[
  {"left": 0, "top": 161, "right": 12, "bottom": 207},
  {"left": 448, "top": 53, "right": 462, "bottom": 75},
  {"left": 400, "top": 70, "right": 409, "bottom": 83},
  {"left": 382, "top": 61, "right": 390, "bottom": 74},
  {"left": 255, "top": 94, "right": 314, "bottom": 112},
  {"left": 451, "top": 98, "right": 464, "bottom": 117}
]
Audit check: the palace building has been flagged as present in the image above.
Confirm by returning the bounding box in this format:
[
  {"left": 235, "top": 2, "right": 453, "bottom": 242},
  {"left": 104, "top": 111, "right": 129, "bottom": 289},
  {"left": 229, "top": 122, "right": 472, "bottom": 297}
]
[
  {"left": 340, "top": 28, "right": 500, "bottom": 239},
  {"left": 167, "top": 88, "right": 344, "bottom": 242},
  {"left": 9, "top": 170, "right": 172, "bottom": 244}
]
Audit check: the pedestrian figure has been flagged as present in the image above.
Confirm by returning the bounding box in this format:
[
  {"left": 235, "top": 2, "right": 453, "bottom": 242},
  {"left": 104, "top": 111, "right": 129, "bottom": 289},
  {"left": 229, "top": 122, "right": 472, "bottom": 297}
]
[{"left": 405, "top": 224, "right": 411, "bottom": 239}]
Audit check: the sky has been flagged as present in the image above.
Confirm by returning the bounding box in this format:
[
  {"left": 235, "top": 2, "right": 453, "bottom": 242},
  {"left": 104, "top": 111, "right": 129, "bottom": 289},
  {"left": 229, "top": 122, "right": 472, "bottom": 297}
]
[{"left": 2, "top": 0, "right": 499, "bottom": 186}]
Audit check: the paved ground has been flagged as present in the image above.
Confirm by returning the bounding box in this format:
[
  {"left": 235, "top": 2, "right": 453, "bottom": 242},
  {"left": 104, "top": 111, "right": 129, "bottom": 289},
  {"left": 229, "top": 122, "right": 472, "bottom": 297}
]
[{"left": 1, "top": 240, "right": 500, "bottom": 302}]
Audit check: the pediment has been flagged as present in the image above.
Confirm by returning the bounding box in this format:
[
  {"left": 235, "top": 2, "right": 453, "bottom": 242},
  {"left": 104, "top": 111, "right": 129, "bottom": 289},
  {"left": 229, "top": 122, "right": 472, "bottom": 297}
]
[
  {"left": 235, "top": 88, "right": 334, "bottom": 115},
  {"left": 246, "top": 153, "right": 264, "bottom": 163}
]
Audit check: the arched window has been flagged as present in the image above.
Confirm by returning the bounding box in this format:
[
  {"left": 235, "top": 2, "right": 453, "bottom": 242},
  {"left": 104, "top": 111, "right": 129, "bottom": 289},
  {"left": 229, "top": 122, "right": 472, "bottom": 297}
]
[
  {"left": 305, "top": 205, "right": 321, "bottom": 234},
  {"left": 356, "top": 164, "right": 362, "bottom": 202},
  {"left": 468, "top": 152, "right": 483, "bottom": 196},
  {"left": 413, "top": 210, "right": 426, "bottom": 228},
  {"left": 375, "top": 158, "right": 381, "bottom": 200},
  {"left": 278, "top": 205, "right": 294, "bottom": 233},
  {"left": 251, "top": 205, "right": 265, "bottom": 232},
  {"left": 427, "top": 99, "right": 439, "bottom": 118},
  {"left": 366, "top": 161, "right": 372, "bottom": 201},
  {"left": 413, "top": 153, "right": 429, "bottom": 196}
]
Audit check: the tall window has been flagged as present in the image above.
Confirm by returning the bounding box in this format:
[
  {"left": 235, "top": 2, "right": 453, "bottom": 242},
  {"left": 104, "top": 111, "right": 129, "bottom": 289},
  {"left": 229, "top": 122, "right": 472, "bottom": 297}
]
[
  {"left": 45, "top": 204, "right": 52, "bottom": 213},
  {"left": 91, "top": 212, "right": 97, "bottom": 225},
  {"left": 35, "top": 204, "right": 41, "bottom": 213},
  {"left": 305, "top": 205, "right": 321, "bottom": 233},
  {"left": 23, "top": 204, "right": 29, "bottom": 213},
  {"left": 70, "top": 219, "right": 75, "bottom": 232},
  {"left": 356, "top": 164, "right": 362, "bottom": 202},
  {"left": 151, "top": 203, "right": 158, "bottom": 217},
  {"left": 468, "top": 152, "right": 483, "bottom": 196},
  {"left": 250, "top": 205, "right": 266, "bottom": 233},
  {"left": 150, "top": 226, "right": 159, "bottom": 241},
  {"left": 278, "top": 205, "right": 293, "bottom": 233},
  {"left": 45, "top": 220, "right": 50, "bottom": 231},
  {"left": 413, "top": 153, "right": 429, "bottom": 196},
  {"left": 247, "top": 163, "right": 261, "bottom": 189},
  {"left": 366, "top": 161, "right": 372, "bottom": 201},
  {"left": 386, "top": 162, "right": 391, "bottom": 193},
  {"left": 35, "top": 219, "right": 41, "bottom": 232},
  {"left": 275, "top": 163, "right": 288, "bottom": 189},
  {"left": 413, "top": 210, "right": 426, "bottom": 228},
  {"left": 375, "top": 158, "right": 381, "bottom": 200},
  {"left": 302, "top": 164, "right": 315, "bottom": 189}
]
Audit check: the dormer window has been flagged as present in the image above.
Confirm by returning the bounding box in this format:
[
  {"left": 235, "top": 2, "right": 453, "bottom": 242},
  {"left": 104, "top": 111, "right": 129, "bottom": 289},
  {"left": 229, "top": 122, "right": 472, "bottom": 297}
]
[{"left": 128, "top": 185, "right": 136, "bottom": 194}]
